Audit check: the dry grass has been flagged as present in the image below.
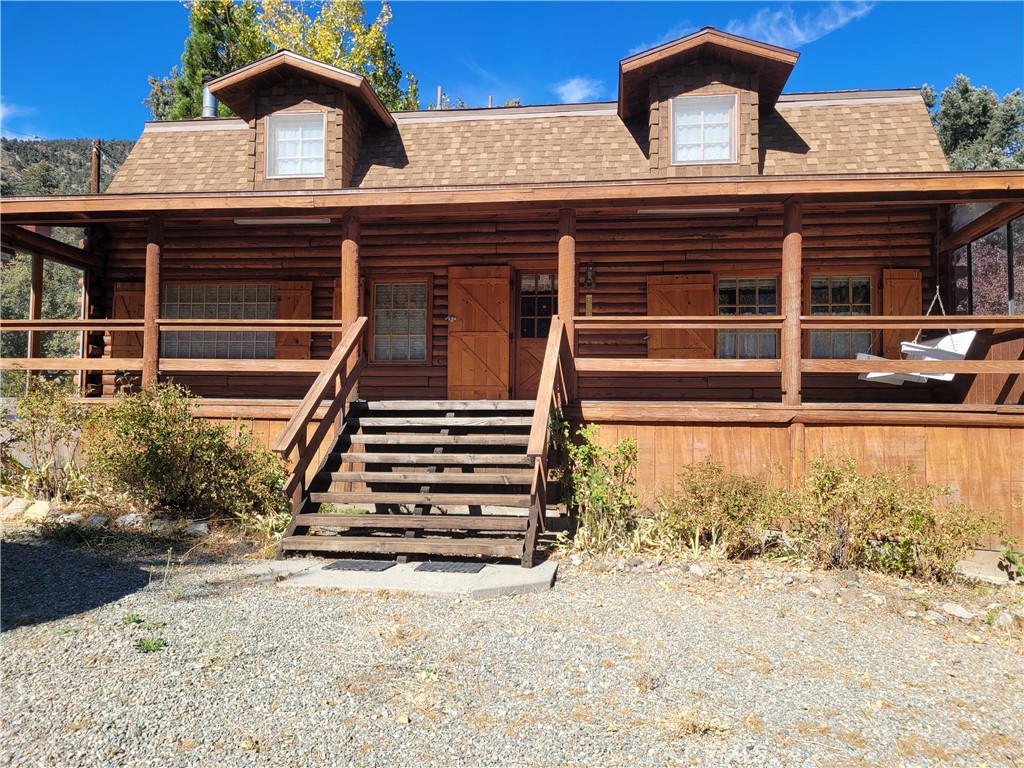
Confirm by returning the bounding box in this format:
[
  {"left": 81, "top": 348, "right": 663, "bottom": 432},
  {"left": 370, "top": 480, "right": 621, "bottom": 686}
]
[{"left": 661, "top": 706, "right": 729, "bottom": 738}]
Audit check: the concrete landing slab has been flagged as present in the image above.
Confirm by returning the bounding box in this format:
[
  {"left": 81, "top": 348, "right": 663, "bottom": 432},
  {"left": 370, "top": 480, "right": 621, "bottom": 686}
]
[
  {"left": 251, "top": 558, "right": 558, "bottom": 599},
  {"left": 956, "top": 549, "right": 1021, "bottom": 587}
]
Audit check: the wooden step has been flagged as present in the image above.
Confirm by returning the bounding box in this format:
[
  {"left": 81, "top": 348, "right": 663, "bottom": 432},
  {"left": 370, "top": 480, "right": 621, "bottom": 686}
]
[
  {"left": 342, "top": 433, "right": 530, "bottom": 446},
  {"left": 293, "top": 513, "right": 528, "bottom": 531},
  {"left": 350, "top": 400, "right": 535, "bottom": 411},
  {"left": 310, "top": 491, "right": 533, "bottom": 506},
  {"left": 347, "top": 416, "right": 533, "bottom": 428},
  {"left": 333, "top": 452, "right": 533, "bottom": 467},
  {"left": 329, "top": 471, "right": 532, "bottom": 485},
  {"left": 281, "top": 535, "right": 524, "bottom": 558}
]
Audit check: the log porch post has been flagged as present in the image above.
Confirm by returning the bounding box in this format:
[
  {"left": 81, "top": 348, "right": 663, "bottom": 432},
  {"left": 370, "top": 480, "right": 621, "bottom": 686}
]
[
  {"left": 142, "top": 217, "right": 163, "bottom": 388},
  {"left": 557, "top": 207, "right": 578, "bottom": 398},
  {"left": 27, "top": 254, "right": 43, "bottom": 360},
  {"left": 341, "top": 213, "right": 361, "bottom": 397},
  {"left": 781, "top": 201, "right": 802, "bottom": 406}
]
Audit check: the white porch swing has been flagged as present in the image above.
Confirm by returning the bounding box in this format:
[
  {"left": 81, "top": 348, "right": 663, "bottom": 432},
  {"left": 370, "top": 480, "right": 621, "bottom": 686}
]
[{"left": 858, "top": 286, "right": 978, "bottom": 386}]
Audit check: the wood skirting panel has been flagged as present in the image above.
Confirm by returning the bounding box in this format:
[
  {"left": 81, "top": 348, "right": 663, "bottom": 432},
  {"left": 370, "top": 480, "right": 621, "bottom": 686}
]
[{"left": 587, "top": 413, "right": 1024, "bottom": 547}]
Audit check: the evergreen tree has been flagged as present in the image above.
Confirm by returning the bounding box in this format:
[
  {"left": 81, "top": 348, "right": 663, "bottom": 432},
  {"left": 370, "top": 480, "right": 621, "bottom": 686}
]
[{"left": 922, "top": 76, "right": 1024, "bottom": 170}]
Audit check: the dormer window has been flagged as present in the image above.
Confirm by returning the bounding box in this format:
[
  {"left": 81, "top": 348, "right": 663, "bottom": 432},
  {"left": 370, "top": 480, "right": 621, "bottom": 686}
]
[
  {"left": 671, "top": 94, "right": 737, "bottom": 165},
  {"left": 267, "top": 113, "right": 325, "bottom": 178}
]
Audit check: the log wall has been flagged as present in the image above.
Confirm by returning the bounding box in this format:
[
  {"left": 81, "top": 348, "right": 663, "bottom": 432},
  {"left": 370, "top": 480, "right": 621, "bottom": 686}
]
[{"left": 98, "top": 205, "right": 951, "bottom": 402}]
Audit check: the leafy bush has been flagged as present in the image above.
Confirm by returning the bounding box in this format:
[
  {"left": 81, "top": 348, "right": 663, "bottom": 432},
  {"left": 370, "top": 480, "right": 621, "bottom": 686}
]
[
  {"left": 648, "top": 460, "right": 786, "bottom": 558},
  {"left": 562, "top": 424, "right": 638, "bottom": 553},
  {"left": 84, "top": 383, "right": 289, "bottom": 535},
  {"left": 789, "top": 456, "right": 1004, "bottom": 582},
  {"left": 1, "top": 377, "right": 87, "bottom": 500}
]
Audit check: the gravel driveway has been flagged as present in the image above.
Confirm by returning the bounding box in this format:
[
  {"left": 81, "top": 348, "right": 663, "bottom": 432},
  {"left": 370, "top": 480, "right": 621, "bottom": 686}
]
[{"left": 2, "top": 537, "right": 1022, "bottom": 767}]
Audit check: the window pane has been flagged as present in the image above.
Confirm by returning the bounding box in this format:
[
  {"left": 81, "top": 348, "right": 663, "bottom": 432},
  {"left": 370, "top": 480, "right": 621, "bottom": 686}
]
[
  {"left": 161, "top": 284, "right": 276, "bottom": 359},
  {"left": 373, "top": 281, "right": 429, "bottom": 362},
  {"left": 810, "top": 279, "right": 829, "bottom": 304}
]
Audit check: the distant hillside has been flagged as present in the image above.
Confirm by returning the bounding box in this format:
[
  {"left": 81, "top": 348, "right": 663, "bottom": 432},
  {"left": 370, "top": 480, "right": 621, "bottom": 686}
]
[{"left": 1, "top": 138, "right": 135, "bottom": 195}]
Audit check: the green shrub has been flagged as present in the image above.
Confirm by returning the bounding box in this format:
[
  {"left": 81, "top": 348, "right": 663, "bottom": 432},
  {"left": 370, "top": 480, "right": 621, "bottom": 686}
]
[
  {"left": 788, "top": 456, "right": 1004, "bottom": 582},
  {"left": 562, "top": 424, "right": 638, "bottom": 553},
  {"left": 649, "top": 460, "right": 786, "bottom": 558},
  {"left": 2, "top": 377, "right": 87, "bottom": 500},
  {"left": 84, "top": 383, "right": 289, "bottom": 535}
]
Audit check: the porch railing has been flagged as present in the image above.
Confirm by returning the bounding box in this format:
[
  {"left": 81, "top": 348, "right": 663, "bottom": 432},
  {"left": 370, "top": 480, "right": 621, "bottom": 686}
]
[
  {"left": 572, "top": 314, "right": 1024, "bottom": 404},
  {"left": 524, "top": 316, "right": 576, "bottom": 567}
]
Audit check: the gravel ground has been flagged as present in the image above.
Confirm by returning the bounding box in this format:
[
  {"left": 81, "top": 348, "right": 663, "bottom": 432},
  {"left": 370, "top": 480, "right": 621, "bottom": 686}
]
[{"left": 2, "top": 537, "right": 1022, "bottom": 768}]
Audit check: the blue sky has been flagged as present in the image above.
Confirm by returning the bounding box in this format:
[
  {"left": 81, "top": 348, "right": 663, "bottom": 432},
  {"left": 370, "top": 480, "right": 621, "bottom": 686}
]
[{"left": 1, "top": 1, "right": 1022, "bottom": 140}]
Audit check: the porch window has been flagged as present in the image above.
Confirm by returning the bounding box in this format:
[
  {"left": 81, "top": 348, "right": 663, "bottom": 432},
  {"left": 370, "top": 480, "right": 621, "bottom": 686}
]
[
  {"left": 519, "top": 273, "right": 557, "bottom": 338},
  {"left": 809, "top": 275, "right": 873, "bottom": 358},
  {"left": 372, "top": 282, "right": 428, "bottom": 362},
  {"left": 671, "top": 94, "right": 737, "bottom": 165},
  {"left": 266, "top": 113, "right": 325, "bottom": 178},
  {"left": 717, "top": 277, "right": 778, "bottom": 358},
  {"left": 160, "top": 284, "right": 276, "bottom": 358}
]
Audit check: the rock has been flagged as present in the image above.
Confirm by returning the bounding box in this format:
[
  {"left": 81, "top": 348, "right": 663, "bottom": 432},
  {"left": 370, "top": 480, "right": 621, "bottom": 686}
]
[
  {"left": 834, "top": 570, "right": 860, "bottom": 587},
  {"left": 23, "top": 500, "right": 51, "bottom": 523},
  {"left": 781, "top": 575, "right": 794, "bottom": 586},
  {"left": 0, "top": 496, "right": 15, "bottom": 512},
  {"left": 569, "top": 554, "right": 583, "bottom": 567},
  {"left": 818, "top": 578, "right": 840, "bottom": 597},
  {"left": 862, "top": 591, "right": 886, "bottom": 608},
  {"left": 1012, "top": 609, "right": 1024, "bottom": 632},
  {"left": 940, "top": 602, "right": 974, "bottom": 621},
  {"left": 626, "top": 556, "right": 644, "bottom": 568},
  {"left": 185, "top": 522, "right": 210, "bottom": 538},
  {"left": 903, "top": 610, "right": 920, "bottom": 619},
  {"left": 761, "top": 571, "right": 776, "bottom": 581},
  {"left": 898, "top": 580, "right": 914, "bottom": 592},
  {"left": 923, "top": 610, "right": 946, "bottom": 624},
  {"left": 993, "top": 612, "right": 1013, "bottom": 630},
  {"left": 688, "top": 564, "right": 704, "bottom": 579},
  {"left": 806, "top": 586, "right": 822, "bottom": 599},
  {"left": 149, "top": 519, "right": 173, "bottom": 534},
  {"left": 57, "top": 513, "right": 84, "bottom": 525},
  {"left": 115, "top": 513, "right": 145, "bottom": 529},
  {"left": 83, "top": 514, "right": 109, "bottom": 529},
  {"left": 792, "top": 572, "right": 810, "bottom": 584},
  {"left": 1, "top": 498, "right": 32, "bottom": 520}
]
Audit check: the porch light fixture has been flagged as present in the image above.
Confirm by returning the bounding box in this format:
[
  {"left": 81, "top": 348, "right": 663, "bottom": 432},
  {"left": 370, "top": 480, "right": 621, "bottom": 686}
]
[
  {"left": 636, "top": 207, "right": 740, "bottom": 215},
  {"left": 233, "top": 218, "right": 332, "bottom": 225},
  {"left": 583, "top": 262, "right": 597, "bottom": 289}
]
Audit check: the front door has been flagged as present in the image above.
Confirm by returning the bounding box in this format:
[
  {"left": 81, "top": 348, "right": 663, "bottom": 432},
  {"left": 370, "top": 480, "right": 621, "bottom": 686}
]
[
  {"left": 514, "top": 271, "right": 557, "bottom": 398},
  {"left": 447, "top": 266, "right": 511, "bottom": 400},
  {"left": 647, "top": 274, "right": 715, "bottom": 358}
]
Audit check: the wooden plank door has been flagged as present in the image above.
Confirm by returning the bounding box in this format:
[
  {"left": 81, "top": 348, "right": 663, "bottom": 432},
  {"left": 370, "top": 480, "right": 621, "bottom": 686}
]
[
  {"left": 275, "top": 281, "right": 312, "bottom": 359},
  {"left": 881, "top": 268, "right": 922, "bottom": 359},
  {"left": 448, "top": 266, "right": 511, "bottom": 400},
  {"left": 647, "top": 274, "right": 715, "bottom": 358}
]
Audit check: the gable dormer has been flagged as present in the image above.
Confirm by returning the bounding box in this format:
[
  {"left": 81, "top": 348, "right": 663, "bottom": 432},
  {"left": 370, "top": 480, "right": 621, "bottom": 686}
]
[
  {"left": 208, "top": 51, "right": 394, "bottom": 191},
  {"left": 619, "top": 28, "right": 798, "bottom": 177}
]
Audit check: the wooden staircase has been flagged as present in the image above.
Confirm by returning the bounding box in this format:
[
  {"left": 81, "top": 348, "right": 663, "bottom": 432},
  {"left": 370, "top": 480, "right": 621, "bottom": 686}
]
[{"left": 278, "top": 400, "right": 550, "bottom": 566}]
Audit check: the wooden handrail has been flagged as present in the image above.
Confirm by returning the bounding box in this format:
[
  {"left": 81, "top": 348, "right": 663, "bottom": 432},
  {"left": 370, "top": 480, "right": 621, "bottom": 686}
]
[
  {"left": 1, "top": 319, "right": 144, "bottom": 330},
  {"left": 528, "top": 317, "right": 571, "bottom": 458},
  {"left": 0, "top": 357, "right": 144, "bottom": 371},
  {"left": 575, "top": 358, "right": 781, "bottom": 374},
  {"left": 799, "top": 315, "right": 1023, "bottom": 330},
  {"left": 803, "top": 359, "right": 1024, "bottom": 374},
  {"left": 273, "top": 317, "right": 367, "bottom": 456},
  {"left": 157, "top": 319, "right": 350, "bottom": 331},
  {"left": 574, "top": 315, "right": 784, "bottom": 330}
]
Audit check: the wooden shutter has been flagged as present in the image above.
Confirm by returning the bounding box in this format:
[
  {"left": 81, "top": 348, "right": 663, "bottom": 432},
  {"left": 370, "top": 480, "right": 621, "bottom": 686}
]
[
  {"left": 882, "top": 268, "right": 922, "bottom": 359},
  {"left": 275, "top": 281, "right": 312, "bottom": 359},
  {"left": 646, "top": 274, "right": 715, "bottom": 359},
  {"left": 110, "top": 282, "right": 144, "bottom": 358}
]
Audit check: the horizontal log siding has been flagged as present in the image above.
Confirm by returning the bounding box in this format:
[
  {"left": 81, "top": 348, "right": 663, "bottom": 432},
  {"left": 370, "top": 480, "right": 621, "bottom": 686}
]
[
  {"left": 574, "top": 207, "right": 942, "bottom": 403},
  {"left": 99, "top": 207, "right": 942, "bottom": 401}
]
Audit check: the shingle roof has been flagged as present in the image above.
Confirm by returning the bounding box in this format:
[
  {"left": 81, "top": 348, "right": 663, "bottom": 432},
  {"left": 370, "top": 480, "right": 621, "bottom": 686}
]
[{"left": 106, "top": 91, "right": 948, "bottom": 195}]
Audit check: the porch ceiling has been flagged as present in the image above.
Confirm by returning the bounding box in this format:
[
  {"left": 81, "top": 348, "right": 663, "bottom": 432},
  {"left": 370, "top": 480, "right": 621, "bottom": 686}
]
[{"left": 1, "top": 171, "right": 1021, "bottom": 226}]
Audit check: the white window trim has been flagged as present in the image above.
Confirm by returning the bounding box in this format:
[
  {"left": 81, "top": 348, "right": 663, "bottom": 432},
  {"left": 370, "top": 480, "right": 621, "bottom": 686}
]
[
  {"left": 266, "top": 112, "right": 326, "bottom": 180},
  {"left": 670, "top": 93, "right": 738, "bottom": 166}
]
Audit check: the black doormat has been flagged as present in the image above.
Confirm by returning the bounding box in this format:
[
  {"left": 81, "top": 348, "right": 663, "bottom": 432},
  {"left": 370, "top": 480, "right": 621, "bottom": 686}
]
[
  {"left": 416, "top": 561, "right": 486, "bottom": 574},
  {"left": 324, "top": 559, "right": 396, "bottom": 572}
]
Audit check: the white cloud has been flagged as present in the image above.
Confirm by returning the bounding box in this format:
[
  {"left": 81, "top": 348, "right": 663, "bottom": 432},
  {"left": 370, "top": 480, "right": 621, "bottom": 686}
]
[
  {"left": 0, "top": 101, "right": 35, "bottom": 122},
  {"left": 725, "top": 1, "right": 875, "bottom": 49},
  {"left": 554, "top": 77, "right": 605, "bottom": 104},
  {"left": 629, "top": 22, "right": 696, "bottom": 56}
]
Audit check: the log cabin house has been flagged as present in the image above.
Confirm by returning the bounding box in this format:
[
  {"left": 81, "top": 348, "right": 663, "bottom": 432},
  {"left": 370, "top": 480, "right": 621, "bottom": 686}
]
[{"left": 2, "top": 27, "right": 1022, "bottom": 565}]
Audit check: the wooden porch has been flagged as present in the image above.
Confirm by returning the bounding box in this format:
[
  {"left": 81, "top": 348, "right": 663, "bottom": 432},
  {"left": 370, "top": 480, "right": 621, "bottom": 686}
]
[{"left": 2, "top": 175, "right": 1023, "bottom": 559}]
